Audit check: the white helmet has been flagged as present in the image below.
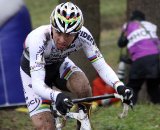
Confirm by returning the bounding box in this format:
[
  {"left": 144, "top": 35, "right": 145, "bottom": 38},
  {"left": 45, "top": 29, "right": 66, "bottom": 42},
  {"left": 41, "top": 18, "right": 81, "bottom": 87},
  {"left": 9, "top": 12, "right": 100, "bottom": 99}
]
[{"left": 50, "top": 2, "right": 84, "bottom": 34}]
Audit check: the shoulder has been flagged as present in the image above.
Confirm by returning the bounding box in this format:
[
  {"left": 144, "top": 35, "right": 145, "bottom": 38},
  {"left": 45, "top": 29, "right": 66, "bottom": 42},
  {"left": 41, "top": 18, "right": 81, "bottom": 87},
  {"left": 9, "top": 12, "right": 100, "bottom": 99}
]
[
  {"left": 25, "top": 25, "right": 51, "bottom": 49},
  {"left": 124, "top": 21, "right": 141, "bottom": 33},
  {"left": 29, "top": 25, "right": 51, "bottom": 36},
  {"left": 26, "top": 25, "right": 51, "bottom": 42},
  {"left": 141, "top": 21, "right": 157, "bottom": 31},
  {"left": 78, "top": 26, "right": 95, "bottom": 44},
  {"left": 141, "top": 21, "right": 154, "bottom": 25}
]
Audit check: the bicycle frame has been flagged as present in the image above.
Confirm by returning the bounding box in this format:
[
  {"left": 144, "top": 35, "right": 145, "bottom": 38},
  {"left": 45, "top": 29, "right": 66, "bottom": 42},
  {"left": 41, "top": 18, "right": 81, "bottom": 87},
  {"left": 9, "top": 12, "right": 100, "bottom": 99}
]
[
  {"left": 53, "top": 104, "right": 92, "bottom": 130},
  {"left": 52, "top": 93, "right": 130, "bottom": 130}
]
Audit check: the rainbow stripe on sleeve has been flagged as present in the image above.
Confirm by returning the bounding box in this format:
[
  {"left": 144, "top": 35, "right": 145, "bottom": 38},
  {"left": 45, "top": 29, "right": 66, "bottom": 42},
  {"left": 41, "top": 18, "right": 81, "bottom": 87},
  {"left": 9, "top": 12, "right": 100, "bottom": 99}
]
[
  {"left": 88, "top": 55, "right": 99, "bottom": 63},
  {"left": 37, "top": 100, "right": 51, "bottom": 111},
  {"left": 62, "top": 67, "right": 72, "bottom": 80}
]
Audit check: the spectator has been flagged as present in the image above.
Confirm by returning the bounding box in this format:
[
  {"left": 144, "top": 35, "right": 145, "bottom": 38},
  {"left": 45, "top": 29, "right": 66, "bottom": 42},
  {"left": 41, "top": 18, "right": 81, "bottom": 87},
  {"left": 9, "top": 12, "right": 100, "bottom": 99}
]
[{"left": 117, "top": 10, "right": 160, "bottom": 104}]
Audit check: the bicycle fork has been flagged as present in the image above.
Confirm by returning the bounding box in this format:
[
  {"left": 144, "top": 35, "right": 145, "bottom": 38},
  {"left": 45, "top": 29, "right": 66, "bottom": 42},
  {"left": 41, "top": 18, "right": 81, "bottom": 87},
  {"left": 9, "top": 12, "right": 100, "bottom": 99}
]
[
  {"left": 68, "top": 109, "right": 91, "bottom": 130},
  {"left": 54, "top": 109, "right": 91, "bottom": 130}
]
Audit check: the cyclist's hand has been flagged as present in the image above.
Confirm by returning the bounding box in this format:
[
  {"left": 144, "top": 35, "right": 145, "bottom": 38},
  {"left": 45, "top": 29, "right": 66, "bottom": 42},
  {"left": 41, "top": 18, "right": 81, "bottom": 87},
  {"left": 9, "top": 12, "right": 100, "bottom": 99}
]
[
  {"left": 55, "top": 93, "right": 73, "bottom": 115},
  {"left": 116, "top": 85, "right": 133, "bottom": 107}
]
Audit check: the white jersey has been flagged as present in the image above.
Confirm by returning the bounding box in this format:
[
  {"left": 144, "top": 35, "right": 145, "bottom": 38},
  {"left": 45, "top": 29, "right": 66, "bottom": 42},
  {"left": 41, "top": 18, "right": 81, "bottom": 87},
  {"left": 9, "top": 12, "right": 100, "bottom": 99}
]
[
  {"left": 21, "top": 25, "right": 122, "bottom": 102},
  {"left": 24, "top": 25, "right": 98, "bottom": 64}
]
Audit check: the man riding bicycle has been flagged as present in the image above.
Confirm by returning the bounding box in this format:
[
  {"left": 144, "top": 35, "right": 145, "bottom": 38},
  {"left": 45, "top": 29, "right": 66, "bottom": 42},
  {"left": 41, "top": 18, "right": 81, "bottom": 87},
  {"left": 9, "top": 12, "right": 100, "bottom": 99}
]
[{"left": 20, "top": 2, "right": 133, "bottom": 130}]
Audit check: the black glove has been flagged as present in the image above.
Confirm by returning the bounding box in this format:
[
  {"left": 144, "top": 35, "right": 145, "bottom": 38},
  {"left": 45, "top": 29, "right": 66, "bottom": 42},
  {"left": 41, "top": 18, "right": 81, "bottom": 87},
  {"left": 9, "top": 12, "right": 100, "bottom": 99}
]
[
  {"left": 117, "top": 85, "right": 133, "bottom": 107},
  {"left": 55, "top": 93, "right": 73, "bottom": 115}
]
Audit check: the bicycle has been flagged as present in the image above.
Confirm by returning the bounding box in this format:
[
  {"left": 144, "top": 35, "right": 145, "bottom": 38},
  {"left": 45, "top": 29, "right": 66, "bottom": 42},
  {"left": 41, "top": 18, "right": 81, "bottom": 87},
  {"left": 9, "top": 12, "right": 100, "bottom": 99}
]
[{"left": 51, "top": 93, "right": 133, "bottom": 130}]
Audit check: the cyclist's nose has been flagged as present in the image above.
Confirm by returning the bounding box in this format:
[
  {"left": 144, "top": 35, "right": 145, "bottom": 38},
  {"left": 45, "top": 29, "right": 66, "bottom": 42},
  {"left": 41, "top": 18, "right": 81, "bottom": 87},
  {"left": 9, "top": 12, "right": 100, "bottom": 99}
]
[{"left": 59, "top": 35, "right": 67, "bottom": 44}]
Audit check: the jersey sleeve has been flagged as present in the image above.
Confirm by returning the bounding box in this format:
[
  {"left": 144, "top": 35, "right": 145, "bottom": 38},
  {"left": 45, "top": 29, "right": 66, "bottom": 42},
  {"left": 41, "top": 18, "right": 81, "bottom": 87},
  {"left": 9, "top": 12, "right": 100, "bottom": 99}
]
[
  {"left": 80, "top": 27, "right": 124, "bottom": 89},
  {"left": 27, "top": 33, "right": 60, "bottom": 101}
]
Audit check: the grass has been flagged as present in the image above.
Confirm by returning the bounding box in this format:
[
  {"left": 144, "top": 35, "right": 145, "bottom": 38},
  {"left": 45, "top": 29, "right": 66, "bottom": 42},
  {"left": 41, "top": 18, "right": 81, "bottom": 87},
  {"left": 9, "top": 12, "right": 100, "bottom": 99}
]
[
  {"left": 24, "top": 0, "right": 58, "bottom": 28},
  {"left": 100, "top": 0, "right": 126, "bottom": 29},
  {"left": 1, "top": 104, "right": 160, "bottom": 130},
  {"left": 25, "top": 0, "right": 126, "bottom": 29},
  {"left": 100, "top": 28, "right": 122, "bottom": 70},
  {"left": 63, "top": 103, "right": 160, "bottom": 130},
  {"left": 0, "top": 108, "right": 32, "bottom": 130}
]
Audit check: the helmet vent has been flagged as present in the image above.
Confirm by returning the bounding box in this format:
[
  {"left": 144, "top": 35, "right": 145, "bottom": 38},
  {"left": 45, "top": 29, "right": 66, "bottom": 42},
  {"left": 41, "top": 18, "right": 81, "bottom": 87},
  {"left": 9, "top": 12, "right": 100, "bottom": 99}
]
[
  {"left": 58, "top": 18, "right": 65, "bottom": 27},
  {"left": 61, "top": 3, "right": 64, "bottom": 7},
  {"left": 70, "top": 12, "right": 75, "bottom": 18},
  {"left": 68, "top": 21, "right": 76, "bottom": 27},
  {"left": 57, "top": 9, "right": 60, "bottom": 13},
  {"left": 62, "top": 10, "right": 66, "bottom": 17},
  {"left": 77, "top": 13, "right": 80, "bottom": 17}
]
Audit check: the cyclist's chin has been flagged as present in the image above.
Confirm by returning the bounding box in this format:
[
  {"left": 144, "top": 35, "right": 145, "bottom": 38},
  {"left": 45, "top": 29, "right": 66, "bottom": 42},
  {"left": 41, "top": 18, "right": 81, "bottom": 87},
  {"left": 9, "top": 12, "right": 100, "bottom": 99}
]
[{"left": 56, "top": 44, "right": 67, "bottom": 50}]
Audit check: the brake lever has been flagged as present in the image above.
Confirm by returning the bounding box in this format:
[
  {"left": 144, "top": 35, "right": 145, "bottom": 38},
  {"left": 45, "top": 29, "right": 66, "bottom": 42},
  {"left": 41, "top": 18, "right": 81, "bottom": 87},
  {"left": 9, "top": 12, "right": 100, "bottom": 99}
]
[
  {"left": 114, "top": 93, "right": 134, "bottom": 118},
  {"left": 118, "top": 103, "right": 129, "bottom": 118},
  {"left": 129, "top": 101, "right": 134, "bottom": 111},
  {"left": 64, "top": 98, "right": 74, "bottom": 108},
  {"left": 123, "top": 99, "right": 134, "bottom": 111}
]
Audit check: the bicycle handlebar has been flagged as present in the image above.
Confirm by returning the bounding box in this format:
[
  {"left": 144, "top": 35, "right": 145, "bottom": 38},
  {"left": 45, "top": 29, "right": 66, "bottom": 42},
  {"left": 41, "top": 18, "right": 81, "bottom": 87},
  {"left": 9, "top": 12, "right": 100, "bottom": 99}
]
[
  {"left": 72, "top": 93, "right": 123, "bottom": 103},
  {"left": 53, "top": 93, "right": 132, "bottom": 129},
  {"left": 70, "top": 93, "right": 132, "bottom": 119}
]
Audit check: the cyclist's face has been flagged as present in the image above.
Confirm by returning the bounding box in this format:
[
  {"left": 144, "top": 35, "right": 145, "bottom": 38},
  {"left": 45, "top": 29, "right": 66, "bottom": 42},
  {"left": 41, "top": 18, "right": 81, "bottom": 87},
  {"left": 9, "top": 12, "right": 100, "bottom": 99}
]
[{"left": 52, "top": 29, "right": 76, "bottom": 50}]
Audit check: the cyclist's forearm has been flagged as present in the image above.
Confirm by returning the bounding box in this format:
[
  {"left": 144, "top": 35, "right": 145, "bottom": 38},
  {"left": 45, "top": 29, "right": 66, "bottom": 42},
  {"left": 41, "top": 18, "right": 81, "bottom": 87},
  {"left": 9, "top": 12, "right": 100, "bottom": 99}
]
[
  {"left": 31, "top": 70, "right": 61, "bottom": 101},
  {"left": 92, "top": 58, "right": 124, "bottom": 88}
]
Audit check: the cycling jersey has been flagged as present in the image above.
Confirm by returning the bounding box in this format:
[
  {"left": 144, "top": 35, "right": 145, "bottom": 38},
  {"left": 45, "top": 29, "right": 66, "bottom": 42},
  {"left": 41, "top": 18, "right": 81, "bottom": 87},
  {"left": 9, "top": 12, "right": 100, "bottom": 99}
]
[{"left": 21, "top": 25, "right": 121, "bottom": 102}]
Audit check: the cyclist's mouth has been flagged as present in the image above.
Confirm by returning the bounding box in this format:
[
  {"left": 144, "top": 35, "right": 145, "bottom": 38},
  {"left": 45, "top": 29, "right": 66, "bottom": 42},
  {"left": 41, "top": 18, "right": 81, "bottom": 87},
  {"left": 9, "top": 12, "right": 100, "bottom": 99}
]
[{"left": 56, "top": 43, "right": 67, "bottom": 50}]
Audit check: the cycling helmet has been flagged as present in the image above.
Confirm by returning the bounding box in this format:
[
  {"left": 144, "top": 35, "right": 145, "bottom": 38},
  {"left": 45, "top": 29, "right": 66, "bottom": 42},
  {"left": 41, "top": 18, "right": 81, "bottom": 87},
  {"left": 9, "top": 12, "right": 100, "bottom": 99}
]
[{"left": 50, "top": 2, "right": 84, "bottom": 34}]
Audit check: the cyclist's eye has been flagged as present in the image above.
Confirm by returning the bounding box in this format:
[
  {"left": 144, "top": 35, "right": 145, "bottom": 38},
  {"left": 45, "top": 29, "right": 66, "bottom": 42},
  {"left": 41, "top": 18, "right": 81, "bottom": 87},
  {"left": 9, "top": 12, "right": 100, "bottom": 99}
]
[
  {"left": 67, "top": 33, "right": 77, "bottom": 37},
  {"left": 65, "top": 33, "right": 76, "bottom": 38},
  {"left": 55, "top": 30, "right": 61, "bottom": 35},
  {"left": 66, "top": 34, "right": 70, "bottom": 37}
]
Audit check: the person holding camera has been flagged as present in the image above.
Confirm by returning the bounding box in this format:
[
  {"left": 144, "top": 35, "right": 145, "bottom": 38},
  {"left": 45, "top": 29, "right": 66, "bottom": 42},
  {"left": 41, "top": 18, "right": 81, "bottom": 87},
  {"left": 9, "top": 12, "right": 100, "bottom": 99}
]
[{"left": 117, "top": 10, "right": 160, "bottom": 104}]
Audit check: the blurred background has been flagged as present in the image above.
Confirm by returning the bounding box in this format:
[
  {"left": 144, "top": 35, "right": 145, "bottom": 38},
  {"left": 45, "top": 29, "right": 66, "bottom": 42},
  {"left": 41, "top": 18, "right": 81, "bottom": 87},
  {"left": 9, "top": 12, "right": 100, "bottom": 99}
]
[{"left": 0, "top": 0, "right": 160, "bottom": 130}]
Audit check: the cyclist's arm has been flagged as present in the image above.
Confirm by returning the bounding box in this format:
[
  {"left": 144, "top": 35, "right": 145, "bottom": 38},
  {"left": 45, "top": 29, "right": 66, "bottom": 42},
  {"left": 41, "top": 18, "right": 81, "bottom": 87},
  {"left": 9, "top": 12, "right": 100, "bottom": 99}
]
[
  {"left": 28, "top": 36, "right": 60, "bottom": 101},
  {"left": 83, "top": 45, "right": 124, "bottom": 89},
  {"left": 81, "top": 32, "right": 124, "bottom": 89}
]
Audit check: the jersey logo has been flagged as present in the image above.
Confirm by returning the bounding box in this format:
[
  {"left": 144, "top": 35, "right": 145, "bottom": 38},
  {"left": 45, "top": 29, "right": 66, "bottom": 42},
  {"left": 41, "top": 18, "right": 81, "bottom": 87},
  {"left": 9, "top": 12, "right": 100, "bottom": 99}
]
[
  {"left": 35, "top": 46, "right": 45, "bottom": 64},
  {"left": 79, "top": 30, "right": 94, "bottom": 43},
  {"left": 127, "top": 28, "right": 157, "bottom": 48},
  {"left": 36, "top": 53, "right": 45, "bottom": 64}
]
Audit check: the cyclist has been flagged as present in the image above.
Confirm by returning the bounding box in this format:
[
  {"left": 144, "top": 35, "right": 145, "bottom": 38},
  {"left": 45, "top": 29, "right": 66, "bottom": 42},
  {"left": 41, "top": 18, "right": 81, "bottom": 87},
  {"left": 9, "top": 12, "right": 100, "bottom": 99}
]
[{"left": 20, "top": 2, "right": 133, "bottom": 130}]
